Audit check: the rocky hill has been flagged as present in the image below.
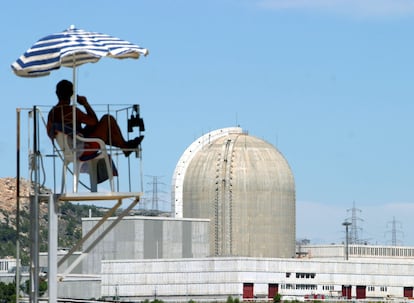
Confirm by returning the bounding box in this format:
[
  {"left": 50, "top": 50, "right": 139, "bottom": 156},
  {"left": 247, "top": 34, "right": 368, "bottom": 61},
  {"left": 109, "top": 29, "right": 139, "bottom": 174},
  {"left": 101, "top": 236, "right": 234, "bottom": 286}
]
[
  {"left": 0, "top": 177, "right": 105, "bottom": 264},
  {"left": 0, "top": 177, "right": 169, "bottom": 265}
]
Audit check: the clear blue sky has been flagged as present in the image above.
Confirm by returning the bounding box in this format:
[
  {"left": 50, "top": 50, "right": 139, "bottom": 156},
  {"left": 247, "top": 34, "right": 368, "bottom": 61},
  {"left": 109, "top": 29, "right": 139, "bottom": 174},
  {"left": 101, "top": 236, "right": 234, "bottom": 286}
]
[{"left": 2, "top": 0, "right": 414, "bottom": 246}]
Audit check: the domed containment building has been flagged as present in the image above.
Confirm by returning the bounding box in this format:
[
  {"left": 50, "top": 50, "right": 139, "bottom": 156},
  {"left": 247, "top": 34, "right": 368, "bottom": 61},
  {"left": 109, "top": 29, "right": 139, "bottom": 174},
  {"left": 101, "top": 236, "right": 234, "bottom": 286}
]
[{"left": 172, "top": 127, "right": 296, "bottom": 258}]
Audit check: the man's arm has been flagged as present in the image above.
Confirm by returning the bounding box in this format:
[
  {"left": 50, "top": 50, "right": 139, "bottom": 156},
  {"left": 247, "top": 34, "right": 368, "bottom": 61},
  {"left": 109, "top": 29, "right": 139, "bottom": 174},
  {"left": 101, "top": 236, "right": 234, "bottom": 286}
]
[{"left": 77, "top": 95, "right": 98, "bottom": 126}]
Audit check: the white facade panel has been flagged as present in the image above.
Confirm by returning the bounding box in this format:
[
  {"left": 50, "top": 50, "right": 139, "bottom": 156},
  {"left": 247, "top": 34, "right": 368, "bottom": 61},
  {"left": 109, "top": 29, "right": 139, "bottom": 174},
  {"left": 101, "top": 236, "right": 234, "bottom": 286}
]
[
  {"left": 163, "top": 220, "right": 182, "bottom": 257},
  {"left": 101, "top": 257, "right": 414, "bottom": 302},
  {"left": 133, "top": 220, "right": 145, "bottom": 258}
]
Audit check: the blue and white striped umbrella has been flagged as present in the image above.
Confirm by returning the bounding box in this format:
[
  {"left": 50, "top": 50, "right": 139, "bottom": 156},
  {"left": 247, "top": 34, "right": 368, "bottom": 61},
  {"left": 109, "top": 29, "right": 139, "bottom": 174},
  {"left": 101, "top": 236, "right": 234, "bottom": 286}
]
[{"left": 11, "top": 25, "right": 149, "bottom": 78}]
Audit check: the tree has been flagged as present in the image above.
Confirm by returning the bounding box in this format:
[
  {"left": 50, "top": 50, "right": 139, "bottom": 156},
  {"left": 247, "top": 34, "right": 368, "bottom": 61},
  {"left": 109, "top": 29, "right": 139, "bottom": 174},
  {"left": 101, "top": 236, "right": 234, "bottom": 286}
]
[
  {"left": 21, "top": 279, "right": 47, "bottom": 297},
  {"left": 0, "top": 281, "right": 16, "bottom": 303}
]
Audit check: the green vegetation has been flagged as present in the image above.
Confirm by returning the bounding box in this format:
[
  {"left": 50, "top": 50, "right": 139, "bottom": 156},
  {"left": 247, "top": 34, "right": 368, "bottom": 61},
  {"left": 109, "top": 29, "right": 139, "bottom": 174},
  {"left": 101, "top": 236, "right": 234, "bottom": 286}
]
[
  {"left": 225, "top": 296, "right": 240, "bottom": 303},
  {"left": 273, "top": 293, "right": 282, "bottom": 303},
  {"left": 21, "top": 279, "right": 47, "bottom": 297},
  {"left": 142, "top": 300, "right": 164, "bottom": 303},
  {"left": 0, "top": 281, "right": 16, "bottom": 303},
  {"left": 0, "top": 280, "right": 49, "bottom": 303},
  {"left": 0, "top": 201, "right": 104, "bottom": 265}
]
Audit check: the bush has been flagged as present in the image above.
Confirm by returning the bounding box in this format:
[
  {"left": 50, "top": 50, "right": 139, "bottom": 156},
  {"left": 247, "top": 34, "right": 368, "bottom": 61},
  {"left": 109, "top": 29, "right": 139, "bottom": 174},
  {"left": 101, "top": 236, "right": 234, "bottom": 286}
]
[
  {"left": 0, "top": 281, "right": 16, "bottom": 303},
  {"left": 273, "top": 293, "right": 282, "bottom": 303},
  {"left": 21, "top": 279, "right": 47, "bottom": 297}
]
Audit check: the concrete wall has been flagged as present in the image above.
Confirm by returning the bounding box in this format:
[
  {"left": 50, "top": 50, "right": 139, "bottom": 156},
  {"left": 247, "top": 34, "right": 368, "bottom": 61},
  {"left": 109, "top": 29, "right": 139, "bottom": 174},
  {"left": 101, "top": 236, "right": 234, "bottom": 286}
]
[
  {"left": 81, "top": 216, "right": 210, "bottom": 274},
  {"left": 101, "top": 257, "right": 414, "bottom": 302},
  {"left": 57, "top": 277, "right": 101, "bottom": 300},
  {"left": 297, "top": 244, "right": 414, "bottom": 260},
  {"left": 40, "top": 251, "right": 83, "bottom": 274}
]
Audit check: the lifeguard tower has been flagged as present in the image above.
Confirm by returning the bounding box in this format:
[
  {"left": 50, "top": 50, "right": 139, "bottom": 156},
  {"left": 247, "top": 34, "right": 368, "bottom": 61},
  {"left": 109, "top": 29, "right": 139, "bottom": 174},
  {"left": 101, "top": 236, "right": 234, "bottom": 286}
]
[{"left": 16, "top": 103, "right": 145, "bottom": 303}]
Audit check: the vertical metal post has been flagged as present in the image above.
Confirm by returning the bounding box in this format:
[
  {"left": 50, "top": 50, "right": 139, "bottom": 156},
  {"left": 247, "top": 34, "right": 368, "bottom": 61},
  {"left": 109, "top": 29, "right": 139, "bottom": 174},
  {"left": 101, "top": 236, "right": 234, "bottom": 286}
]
[
  {"left": 48, "top": 194, "right": 58, "bottom": 303},
  {"left": 29, "top": 195, "right": 39, "bottom": 303},
  {"left": 16, "top": 109, "right": 21, "bottom": 303},
  {"left": 30, "top": 106, "right": 40, "bottom": 303},
  {"left": 342, "top": 221, "right": 351, "bottom": 261}
]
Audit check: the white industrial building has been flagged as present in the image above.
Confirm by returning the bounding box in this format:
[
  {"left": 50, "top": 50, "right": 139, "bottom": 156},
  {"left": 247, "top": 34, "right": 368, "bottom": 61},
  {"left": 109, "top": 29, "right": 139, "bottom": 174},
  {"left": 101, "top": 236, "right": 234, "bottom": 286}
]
[
  {"left": 74, "top": 215, "right": 414, "bottom": 302},
  {"left": 100, "top": 254, "right": 414, "bottom": 301},
  {"left": 27, "top": 126, "right": 414, "bottom": 301}
]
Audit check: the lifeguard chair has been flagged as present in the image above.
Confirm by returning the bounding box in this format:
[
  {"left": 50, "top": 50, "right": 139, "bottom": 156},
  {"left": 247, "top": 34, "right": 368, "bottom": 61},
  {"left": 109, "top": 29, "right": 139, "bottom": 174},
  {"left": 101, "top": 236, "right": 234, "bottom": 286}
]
[
  {"left": 17, "top": 104, "right": 145, "bottom": 302},
  {"left": 53, "top": 131, "right": 115, "bottom": 193},
  {"left": 38, "top": 103, "right": 145, "bottom": 194}
]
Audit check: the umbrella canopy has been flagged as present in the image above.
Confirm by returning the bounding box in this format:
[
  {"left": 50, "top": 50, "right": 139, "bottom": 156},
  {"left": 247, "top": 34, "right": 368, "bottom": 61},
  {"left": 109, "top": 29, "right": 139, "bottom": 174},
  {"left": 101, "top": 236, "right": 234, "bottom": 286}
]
[{"left": 11, "top": 25, "right": 149, "bottom": 78}]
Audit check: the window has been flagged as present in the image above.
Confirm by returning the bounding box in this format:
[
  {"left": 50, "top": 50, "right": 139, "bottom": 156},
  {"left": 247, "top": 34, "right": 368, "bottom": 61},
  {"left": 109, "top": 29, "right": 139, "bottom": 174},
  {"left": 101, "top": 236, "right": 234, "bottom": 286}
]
[
  {"left": 296, "top": 284, "right": 317, "bottom": 290},
  {"left": 295, "top": 272, "right": 316, "bottom": 279}
]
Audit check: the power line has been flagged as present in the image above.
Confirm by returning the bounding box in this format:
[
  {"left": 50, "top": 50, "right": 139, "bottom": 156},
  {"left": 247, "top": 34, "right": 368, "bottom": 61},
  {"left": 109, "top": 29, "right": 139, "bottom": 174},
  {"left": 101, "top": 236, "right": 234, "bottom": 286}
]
[
  {"left": 385, "top": 216, "right": 404, "bottom": 246},
  {"left": 346, "top": 201, "right": 364, "bottom": 244},
  {"left": 145, "top": 175, "right": 167, "bottom": 211}
]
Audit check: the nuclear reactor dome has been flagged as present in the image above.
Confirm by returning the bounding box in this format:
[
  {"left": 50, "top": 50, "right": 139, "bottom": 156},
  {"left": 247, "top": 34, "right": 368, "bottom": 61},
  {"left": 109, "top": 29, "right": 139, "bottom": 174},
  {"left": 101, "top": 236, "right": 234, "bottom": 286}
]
[{"left": 172, "top": 127, "right": 295, "bottom": 258}]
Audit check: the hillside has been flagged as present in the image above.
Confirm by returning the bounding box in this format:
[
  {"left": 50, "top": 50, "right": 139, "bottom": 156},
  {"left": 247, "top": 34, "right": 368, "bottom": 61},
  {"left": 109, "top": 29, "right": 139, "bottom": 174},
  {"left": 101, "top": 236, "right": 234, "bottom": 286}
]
[
  {"left": 0, "top": 177, "right": 106, "bottom": 264},
  {"left": 0, "top": 177, "right": 169, "bottom": 265}
]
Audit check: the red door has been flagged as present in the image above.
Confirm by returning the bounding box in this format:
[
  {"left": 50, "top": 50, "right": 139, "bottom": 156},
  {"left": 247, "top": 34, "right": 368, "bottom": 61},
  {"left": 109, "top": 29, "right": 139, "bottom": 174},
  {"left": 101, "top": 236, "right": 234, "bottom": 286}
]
[
  {"left": 268, "top": 284, "right": 278, "bottom": 299},
  {"left": 356, "top": 286, "right": 366, "bottom": 299},
  {"left": 404, "top": 287, "right": 413, "bottom": 298},
  {"left": 243, "top": 283, "right": 254, "bottom": 299},
  {"left": 342, "top": 285, "right": 352, "bottom": 299}
]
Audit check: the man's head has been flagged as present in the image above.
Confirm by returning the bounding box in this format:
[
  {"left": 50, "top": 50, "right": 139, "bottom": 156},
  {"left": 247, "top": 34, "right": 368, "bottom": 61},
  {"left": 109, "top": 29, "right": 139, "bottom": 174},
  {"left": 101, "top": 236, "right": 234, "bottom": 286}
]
[{"left": 56, "top": 80, "right": 73, "bottom": 100}]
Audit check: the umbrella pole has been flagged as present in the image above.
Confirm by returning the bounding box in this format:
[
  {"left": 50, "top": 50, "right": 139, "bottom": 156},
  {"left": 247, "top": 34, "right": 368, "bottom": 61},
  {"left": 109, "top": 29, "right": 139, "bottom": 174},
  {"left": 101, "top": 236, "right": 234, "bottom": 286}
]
[{"left": 72, "top": 63, "right": 78, "bottom": 192}]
